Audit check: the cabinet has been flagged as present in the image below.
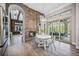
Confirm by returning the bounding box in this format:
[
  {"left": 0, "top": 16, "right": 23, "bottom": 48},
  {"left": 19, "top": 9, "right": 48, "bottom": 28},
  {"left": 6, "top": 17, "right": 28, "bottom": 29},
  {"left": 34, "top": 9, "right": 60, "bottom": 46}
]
[
  {"left": 0, "top": 7, "right": 3, "bottom": 55},
  {"left": 0, "top": 7, "right": 8, "bottom": 56}
]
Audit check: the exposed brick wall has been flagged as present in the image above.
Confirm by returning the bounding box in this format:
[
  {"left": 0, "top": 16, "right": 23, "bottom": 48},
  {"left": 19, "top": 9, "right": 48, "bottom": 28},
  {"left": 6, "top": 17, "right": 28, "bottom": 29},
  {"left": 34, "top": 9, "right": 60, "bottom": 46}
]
[{"left": 6, "top": 3, "right": 44, "bottom": 39}]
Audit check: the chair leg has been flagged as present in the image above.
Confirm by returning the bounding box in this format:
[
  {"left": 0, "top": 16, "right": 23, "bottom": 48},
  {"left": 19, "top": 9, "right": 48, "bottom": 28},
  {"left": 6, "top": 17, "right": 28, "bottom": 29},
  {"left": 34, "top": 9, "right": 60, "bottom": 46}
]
[
  {"left": 44, "top": 41, "right": 46, "bottom": 50},
  {"left": 51, "top": 43, "right": 56, "bottom": 56},
  {"left": 52, "top": 41, "right": 56, "bottom": 50},
  {"left": 38, "top": 44, "right": 40, "bottom": 47}
]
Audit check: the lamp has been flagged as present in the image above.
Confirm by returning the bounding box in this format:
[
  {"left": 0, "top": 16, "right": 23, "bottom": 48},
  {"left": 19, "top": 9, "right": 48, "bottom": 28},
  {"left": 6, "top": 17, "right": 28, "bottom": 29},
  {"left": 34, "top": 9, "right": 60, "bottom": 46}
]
[
  {"left": 40, "top": 16, "right": 48, "bottom": 34},
  {"left": 39, "top": 7, "right": 48, "bottom": 34},
  {"left": 39, "top": 23, "right": 41, "bottom": 26},
  {"left": 41, "top": 17, "right": 47, "bottom": 22}
]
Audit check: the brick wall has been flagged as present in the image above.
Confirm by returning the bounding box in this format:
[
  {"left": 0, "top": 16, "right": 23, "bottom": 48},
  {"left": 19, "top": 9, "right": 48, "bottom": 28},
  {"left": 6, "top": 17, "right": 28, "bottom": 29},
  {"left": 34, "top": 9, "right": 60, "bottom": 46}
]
[{"left": 6, "top": 3, "right": 44, "bottom": 39}]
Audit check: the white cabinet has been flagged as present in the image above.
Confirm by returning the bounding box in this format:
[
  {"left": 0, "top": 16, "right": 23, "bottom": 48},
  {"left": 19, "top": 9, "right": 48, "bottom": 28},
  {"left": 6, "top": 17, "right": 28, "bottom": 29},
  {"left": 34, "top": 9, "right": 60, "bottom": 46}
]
[
  {"left": 0, "top": 6, "right": 8, "bottom": 56},
  {"left": 0, "top": 7, "right": 3, "bottom": 55},
  {"left": 0, "top": 7, "right": 3, "bottom": 49}
]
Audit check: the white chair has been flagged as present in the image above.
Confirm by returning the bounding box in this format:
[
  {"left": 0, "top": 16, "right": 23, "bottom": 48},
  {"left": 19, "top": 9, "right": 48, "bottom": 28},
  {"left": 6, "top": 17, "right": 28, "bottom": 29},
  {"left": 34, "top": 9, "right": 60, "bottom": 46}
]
[
  {"left": 35, "top": 33, "right": 47, "bottom": 49},
  {"left": 47, "top": 35, "right": 56, "bottom": 49},
  {"left": 35, "top": 36, "right": 44, "bottom": 47},
  {"left": 37, "top": 38, "right": 44, "bottom": 47},
  {"left": 35, "top": 33, "right": 55, "bottom": 50}
]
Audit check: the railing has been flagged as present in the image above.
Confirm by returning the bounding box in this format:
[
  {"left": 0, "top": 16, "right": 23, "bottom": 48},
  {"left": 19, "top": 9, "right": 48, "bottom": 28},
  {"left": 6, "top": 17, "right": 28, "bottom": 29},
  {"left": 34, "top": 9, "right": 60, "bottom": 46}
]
[{"left": 0, "top": 38, "right": 8, "bottom": 56}]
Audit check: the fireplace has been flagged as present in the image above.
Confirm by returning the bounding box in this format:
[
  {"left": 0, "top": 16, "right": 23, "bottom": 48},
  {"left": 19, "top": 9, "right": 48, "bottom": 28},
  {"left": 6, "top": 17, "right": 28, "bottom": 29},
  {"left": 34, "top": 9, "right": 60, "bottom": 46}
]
[{"left": 29, "top": 31, "right": 36, "bottom": 37}]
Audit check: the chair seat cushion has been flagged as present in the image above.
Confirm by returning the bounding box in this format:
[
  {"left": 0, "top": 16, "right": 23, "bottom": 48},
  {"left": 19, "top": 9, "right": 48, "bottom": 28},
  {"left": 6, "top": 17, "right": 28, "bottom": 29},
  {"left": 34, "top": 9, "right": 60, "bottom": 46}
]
[{"left": 47, "top": 39, "right": 52, "bottom": 45}]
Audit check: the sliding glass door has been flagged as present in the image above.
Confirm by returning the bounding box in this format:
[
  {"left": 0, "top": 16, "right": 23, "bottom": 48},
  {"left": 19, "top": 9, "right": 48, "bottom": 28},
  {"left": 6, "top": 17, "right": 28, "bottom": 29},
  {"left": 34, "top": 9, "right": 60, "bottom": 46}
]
[{"left": 47, "top": 10, "right": 71, "bottom": 44}]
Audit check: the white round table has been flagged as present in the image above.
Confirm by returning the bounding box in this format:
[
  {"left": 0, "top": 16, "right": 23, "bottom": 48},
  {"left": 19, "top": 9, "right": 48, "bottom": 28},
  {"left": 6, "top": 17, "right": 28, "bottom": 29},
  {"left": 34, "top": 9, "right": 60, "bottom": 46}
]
[{"left": 36, "top": 34, "right": 51, "bottom": 50}]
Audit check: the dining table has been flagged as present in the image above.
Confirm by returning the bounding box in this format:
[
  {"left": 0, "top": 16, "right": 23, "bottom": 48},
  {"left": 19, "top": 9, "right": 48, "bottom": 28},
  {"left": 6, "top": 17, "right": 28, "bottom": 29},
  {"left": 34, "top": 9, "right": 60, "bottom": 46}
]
[{"left": 36, "top": 34, "right": 51, "bottom": 50}]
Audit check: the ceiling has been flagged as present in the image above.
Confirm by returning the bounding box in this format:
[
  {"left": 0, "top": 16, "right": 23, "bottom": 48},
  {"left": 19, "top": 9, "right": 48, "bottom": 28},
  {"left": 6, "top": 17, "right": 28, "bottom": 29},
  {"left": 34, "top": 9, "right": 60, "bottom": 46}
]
[{"left": 23, "top": 3, "right": 71, "bottom": 15}]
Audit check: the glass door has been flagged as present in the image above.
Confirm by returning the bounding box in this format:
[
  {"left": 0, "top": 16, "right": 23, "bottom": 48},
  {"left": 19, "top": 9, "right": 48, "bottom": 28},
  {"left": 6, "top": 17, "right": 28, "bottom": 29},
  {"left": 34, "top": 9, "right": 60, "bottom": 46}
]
[
  {"left": 47, "top": 10, "right": 72, "bottom": 44},
  {"left": 62, "top": 18, "right": 71, "bottom": 44},
  {"left": 3, "top": 16, "right": 8, "bottom": 39}
]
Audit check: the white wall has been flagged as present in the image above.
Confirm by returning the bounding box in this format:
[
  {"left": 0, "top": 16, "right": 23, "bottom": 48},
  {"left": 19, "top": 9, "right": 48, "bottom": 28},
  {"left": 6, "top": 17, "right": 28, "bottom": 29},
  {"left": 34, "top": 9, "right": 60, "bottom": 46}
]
[
  {"left": 46, "top": 4, "right": 76, "bottom": 46},
  {"left": 0, "top": 3, "right": 5, "bottom": 10},
  {"left": 0, "top": 3, "right": 5, "bottom": 46},
  {"left": 71, "top": 4, "right": 76, "bottom": 45},
  {"left": 76, "top": 4, "right": 79, "bottom": 49}
]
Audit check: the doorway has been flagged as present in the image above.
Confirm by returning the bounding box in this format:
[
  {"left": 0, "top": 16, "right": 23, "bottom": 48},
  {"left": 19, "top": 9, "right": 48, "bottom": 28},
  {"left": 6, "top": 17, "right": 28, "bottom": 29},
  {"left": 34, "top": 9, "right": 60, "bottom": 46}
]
[
  {"left": 10, "top": 9, "right": 23, "bottom": 45},
  {"left": 8, "top": 5, "right": 25, "bottom": 46}
]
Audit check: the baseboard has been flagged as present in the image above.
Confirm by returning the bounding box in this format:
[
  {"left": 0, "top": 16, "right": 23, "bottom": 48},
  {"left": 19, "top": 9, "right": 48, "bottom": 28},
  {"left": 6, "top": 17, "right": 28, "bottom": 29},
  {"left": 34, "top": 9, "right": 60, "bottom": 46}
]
[
  {"left": 76, "top": 46, "right": 79, "bottom": 49},
  {"left": 72, "top": 42, "right": 76, "bottom": 45},
  {"left": 72, "top": 42, "right": 79, "bottom": 49}
]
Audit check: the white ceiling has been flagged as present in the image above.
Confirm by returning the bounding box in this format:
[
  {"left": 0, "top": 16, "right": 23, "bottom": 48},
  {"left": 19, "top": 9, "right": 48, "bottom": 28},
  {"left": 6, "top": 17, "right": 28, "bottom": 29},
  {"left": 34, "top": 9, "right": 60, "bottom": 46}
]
[{"left": 23, "top": 3, "right": 71, "bottom": 15}]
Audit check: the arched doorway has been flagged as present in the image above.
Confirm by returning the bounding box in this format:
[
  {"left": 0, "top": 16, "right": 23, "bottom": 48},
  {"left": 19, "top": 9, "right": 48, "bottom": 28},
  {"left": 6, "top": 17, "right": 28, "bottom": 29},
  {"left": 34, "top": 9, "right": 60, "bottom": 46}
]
[{"left": 8, "top": 4, "right": 25, "bottom": 45}]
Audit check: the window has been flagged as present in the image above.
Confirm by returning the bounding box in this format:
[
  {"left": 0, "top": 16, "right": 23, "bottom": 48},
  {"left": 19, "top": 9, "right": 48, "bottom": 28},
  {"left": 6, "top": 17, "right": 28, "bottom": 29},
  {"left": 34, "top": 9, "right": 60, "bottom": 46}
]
[
  {"left": 48, "top": 10, "right": 71, "bottom": 34},
  {"left": 19, "top": 13, "right": 23, "bottom": 21},
  {"left": 15, "top": 25, "right": 23, "bottom": 32},
  {"left": 11, "top": 10, "right": 19, "bottom": 20}
]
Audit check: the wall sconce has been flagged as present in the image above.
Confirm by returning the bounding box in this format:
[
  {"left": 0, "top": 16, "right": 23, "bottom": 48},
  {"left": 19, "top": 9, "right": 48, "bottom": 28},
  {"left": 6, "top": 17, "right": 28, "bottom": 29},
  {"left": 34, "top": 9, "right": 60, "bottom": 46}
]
[
  {"left": 59, "top": 15, "right": 63, "bottom": 20},
  {"left": 39, "top": 23, "right": 41, "bottom": 26}
]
